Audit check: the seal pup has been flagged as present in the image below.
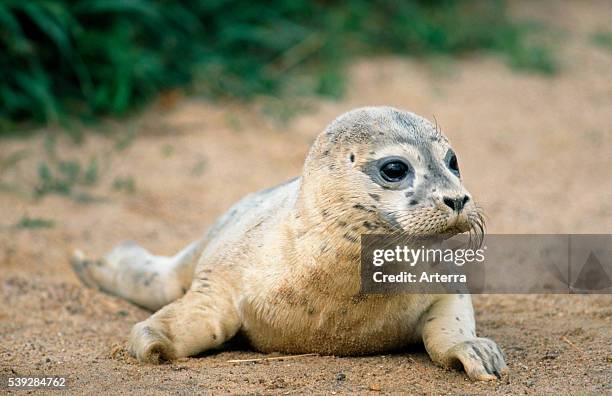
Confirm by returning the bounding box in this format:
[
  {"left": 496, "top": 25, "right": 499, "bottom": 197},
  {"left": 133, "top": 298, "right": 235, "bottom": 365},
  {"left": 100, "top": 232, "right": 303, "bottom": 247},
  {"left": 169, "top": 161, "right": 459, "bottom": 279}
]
[{"left": 72, "top": 106, "right": 507, "bottom": 381}]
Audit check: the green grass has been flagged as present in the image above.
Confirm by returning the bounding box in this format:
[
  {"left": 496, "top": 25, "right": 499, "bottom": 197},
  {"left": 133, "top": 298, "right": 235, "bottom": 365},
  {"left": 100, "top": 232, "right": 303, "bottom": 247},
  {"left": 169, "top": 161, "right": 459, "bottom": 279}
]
[
  {"left": 591, "top": 30, "right": 612, "bottom": 50},
  {"left": 0, "top": 131, "right": 139, "bottom": 200},
  {"left": 112, "top": 176, "right": 136, "bottom": 194},
  {"left": 15, "top": 216, "right": 55, "bottom": 229},
  {"left": 35, "top": 157, "right": 98, "bottom": 197},
  {"left": 0, "top": 0, "right": 558, "bottom": 132}
]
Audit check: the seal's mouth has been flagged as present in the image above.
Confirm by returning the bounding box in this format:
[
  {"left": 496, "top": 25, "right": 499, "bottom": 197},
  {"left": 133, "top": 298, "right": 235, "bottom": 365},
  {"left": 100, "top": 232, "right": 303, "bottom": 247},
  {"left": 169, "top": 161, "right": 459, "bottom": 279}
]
[
  {"left": 419, "top": 207, "right": 486, "bottom": 250},
  {"left": 375, "top": 204, "right": 486, "bottom": 250}
]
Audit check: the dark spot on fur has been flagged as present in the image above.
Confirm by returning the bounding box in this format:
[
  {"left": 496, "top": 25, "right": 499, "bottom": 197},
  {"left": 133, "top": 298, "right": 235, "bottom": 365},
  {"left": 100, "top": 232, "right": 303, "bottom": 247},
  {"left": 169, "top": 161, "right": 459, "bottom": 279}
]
[
  {"left": 456, "top": 317, "right": 460, "bottom": 321},
  {"left": 142, "top": 272, "right": 158, "bottom": 287},
  {"left": 423, "top": 175, "right": 429, "bottom": 180},
  {"left": 323, "top": 150, "right": 330, "bottom": 156},
  {"left": 426, "top": 317, "right": 436, "bottom": 323},
  {"left": 405, "top": 191, "right": 414, "bottom": 197},
  {"left": 343, "top": 232, "right": 359, "bottom": 243},
  {"left": 320, "top": 242, "right": 330, "bottom": 253},
  {"left": 354, "top": 203, "right": 375, "bottom": 213},
  {"left": 212, "top": 334, "right": 217, "bottom": 341},
  {"left": 322, "top": 209, "right": 329, "bottom": 217},
  {"left": 459, "top": 329, "right": 464, "bottom": 335},
  {"left": 141, "top": 327, "right": 155, "bottom": 338},
  {"left": 409, "top": 199, "right": 418, "bottom": 205},
  {"left": 369, "top": 193, "right": 380, "bottom": 201},
  {"left": 369, "top": 151, "right": 375, "bottom": 155},
  {"left": 338, "top": 221, "right": 347, "bottom": 227},
  {"left": 363, "top": 221, "right": 378, "bottom": 230},
  {"left": 351, "top": 294, "right": 367, "bottom": 304},
  {"left": 350, "top": 153, "right": 355, "bottom": 162}
]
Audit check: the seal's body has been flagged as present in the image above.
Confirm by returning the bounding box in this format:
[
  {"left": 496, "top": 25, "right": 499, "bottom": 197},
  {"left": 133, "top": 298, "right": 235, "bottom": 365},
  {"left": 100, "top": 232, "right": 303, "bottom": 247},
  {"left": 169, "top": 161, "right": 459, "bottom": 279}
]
[{"left": 73, "top": 107, "right": 507, "bottom": 381}]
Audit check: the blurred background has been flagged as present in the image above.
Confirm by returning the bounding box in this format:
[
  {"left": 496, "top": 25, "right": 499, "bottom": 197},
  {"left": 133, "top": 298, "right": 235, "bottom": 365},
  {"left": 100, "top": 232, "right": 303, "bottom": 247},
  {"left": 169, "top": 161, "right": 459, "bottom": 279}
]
[
  {"left": 1, "top": 1, "right": 611, "bottom": 394},
  {"left": 1, "top": 0, "right": 558, "bottom": 130}
]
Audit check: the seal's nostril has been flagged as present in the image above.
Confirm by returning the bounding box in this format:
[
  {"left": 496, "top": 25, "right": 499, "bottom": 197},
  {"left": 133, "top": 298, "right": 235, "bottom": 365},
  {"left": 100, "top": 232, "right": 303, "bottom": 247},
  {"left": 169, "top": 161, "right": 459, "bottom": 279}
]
[
  {"left": 443, "top": 197, "right": 457, "bottom": 211},
  {"left": 443, "top": 195, "right": 469, "bottom": 212}
]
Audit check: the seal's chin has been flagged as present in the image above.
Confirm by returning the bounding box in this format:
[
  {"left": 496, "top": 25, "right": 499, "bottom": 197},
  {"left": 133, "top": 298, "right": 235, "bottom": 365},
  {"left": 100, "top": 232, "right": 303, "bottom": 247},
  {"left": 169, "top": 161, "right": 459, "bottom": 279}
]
[
  {"left": 446, "top": 218, "right": 472, "bottom": 235},
  {"left": 439, "top": 228, "right": 466, "bottom": 240},
  {"left": 431, "top": 211, "right": 486, "bottom": 247}
]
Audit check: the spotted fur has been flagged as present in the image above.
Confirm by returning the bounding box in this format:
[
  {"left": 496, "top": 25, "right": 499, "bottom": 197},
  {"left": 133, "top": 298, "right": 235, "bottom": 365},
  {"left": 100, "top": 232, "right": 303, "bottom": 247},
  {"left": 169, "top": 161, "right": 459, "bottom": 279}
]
[{"left": 72, "top": 106, "right": 505, "bottom": 381}]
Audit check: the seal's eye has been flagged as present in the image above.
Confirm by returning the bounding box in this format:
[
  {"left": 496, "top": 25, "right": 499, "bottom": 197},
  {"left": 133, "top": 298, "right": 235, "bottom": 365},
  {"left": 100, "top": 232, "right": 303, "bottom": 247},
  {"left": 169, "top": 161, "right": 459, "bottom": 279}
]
[
  {"left": 445, "top": 150, "right": 460, "bottom": 177},
  {"left": 380, "top": 161, "right": 410, "bottom": 182}
]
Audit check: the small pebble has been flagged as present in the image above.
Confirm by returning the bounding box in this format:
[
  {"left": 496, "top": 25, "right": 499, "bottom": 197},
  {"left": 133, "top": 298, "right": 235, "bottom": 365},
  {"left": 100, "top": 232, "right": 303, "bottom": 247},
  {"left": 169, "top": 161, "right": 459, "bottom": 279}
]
[
  {"left": 335, "top": 373, "right": 346, "bottom": 381},
  {"left": 542, "top": 351, "right": 559, "bottom": 360}
]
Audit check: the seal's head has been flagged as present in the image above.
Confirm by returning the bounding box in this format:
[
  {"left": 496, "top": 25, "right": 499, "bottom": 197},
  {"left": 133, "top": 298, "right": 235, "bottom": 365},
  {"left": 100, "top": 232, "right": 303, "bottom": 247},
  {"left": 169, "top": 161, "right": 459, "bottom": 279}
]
[{"left": 301, "top": 106, "right": 484, "bottom": 243}]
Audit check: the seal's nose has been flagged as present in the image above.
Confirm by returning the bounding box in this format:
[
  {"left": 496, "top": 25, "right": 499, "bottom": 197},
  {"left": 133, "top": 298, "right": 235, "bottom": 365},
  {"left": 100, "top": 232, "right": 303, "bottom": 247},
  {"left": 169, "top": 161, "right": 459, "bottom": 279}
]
[{"left": 443, "top": 195, "right": 470, "bottom": 212}]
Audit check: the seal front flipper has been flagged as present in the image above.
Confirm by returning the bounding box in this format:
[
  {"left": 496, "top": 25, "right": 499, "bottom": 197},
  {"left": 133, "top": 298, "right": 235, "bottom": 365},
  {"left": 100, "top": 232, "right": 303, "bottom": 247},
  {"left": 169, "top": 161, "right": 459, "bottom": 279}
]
[
  {"left": 419, "top": 294, "right": 508, "bottom": 381},
  {"left": 129, "top": 274, "right": 242, "bottom": 363}
]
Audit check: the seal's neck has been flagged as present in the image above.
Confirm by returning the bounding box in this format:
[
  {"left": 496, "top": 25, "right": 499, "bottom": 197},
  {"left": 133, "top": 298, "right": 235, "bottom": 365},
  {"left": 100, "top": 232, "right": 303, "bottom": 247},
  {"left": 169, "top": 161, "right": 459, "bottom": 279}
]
[{"left": 286, "top": 177, "right": 367, "bottom": 297}]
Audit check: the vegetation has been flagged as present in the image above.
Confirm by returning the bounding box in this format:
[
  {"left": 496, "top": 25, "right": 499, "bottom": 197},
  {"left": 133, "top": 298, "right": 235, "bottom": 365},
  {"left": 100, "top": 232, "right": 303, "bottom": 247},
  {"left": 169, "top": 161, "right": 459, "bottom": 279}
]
[
  {"left": 0, "top": 0, "right": 556, "bottom": 131},
  {"left": 591, "top": 30, "right": 612, "bottom": 50},
  {"left": 35, "top": 158, "right": 98, "bottom": 197},
  {"left": 15, "top": 216, "right": 55, "bottom": 229},
  {"left": 112, "top": 175, "right": 136, "bottom": 194}
]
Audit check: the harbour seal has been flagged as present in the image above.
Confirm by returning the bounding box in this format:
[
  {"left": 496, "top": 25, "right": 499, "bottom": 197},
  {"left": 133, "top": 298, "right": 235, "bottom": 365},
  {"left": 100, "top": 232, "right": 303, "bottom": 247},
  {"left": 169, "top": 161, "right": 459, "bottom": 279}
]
[{"left": 72, "top": 106, "right": 507, "bottom": 381}]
